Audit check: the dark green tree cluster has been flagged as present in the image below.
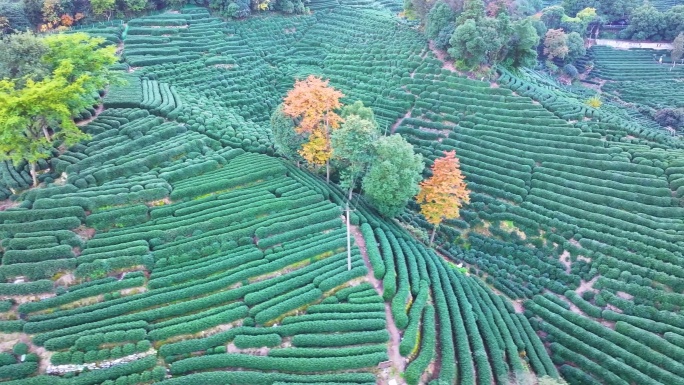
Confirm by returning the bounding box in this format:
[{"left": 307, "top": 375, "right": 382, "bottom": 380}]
[
  {"left": 620, "top": 3, "right": 684, "bottom": 41},
  {"left": 423, "top": 0, "right": 541, "bottom": 70}
]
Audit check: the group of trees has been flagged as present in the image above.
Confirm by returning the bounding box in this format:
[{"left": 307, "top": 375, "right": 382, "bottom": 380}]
[
  {"left": 0, "top": 0, "right": 309, "bottom": 34},
  {"left": 423, "top": 0, "right": 541, "bottom": 70},
  {"left": 272, "top": 76, "right": 470, "bottom": 232},
  {"left": 0, "top": 31, "right": 117, "bottom": 186},
  {"left": 413, "top": 0, "right": 683, "bottom": 75}
]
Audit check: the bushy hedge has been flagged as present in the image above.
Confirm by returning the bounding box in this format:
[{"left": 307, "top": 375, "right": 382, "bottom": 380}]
[
  {"left": 404, "top": 305, "right": 435, "bottom": 385},
  {"left": 233, "top": 333, "right": 282, "bottom": 349},
  {"left": 170, "top": 352, "right": 388, "bottom": 374}
]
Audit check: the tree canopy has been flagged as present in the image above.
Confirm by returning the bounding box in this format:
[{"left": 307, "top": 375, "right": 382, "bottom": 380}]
[
  {"left": 362, "top": 134, "right": 424, "bottom": 218},
  {"left": 282, "top": 75, "right": 344, "bottom": 182},
  {"left": 415, "top": 150, "right": 470, "bottom": 244},
  {"left": 0, "top": 32, "right": 117, "bottom": 187}
]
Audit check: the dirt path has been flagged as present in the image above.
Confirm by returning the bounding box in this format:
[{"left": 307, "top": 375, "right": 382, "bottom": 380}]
[
  {"left": 76, "top": 101, "right": 105, "bottom": 127},
  {"left": 350, "top": 224, "right": 406, "bottom": 385},
  {"left": 390, "top": 108, "right": 413, "bottom": 134},
  {"left": 428, "top": 41, "right": 459, "bottom": 74}
]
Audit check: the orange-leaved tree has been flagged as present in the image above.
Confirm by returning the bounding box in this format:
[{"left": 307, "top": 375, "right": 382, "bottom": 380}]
[
  {"left": 415, "top": 150, "right": 470, "bottom": 245},
  {"left": 282, "top": 75, "right": 344, "bottom": 183}
]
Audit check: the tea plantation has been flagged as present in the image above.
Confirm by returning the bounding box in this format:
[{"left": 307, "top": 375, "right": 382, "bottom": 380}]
[{"left": 1, "top": 2, "right": 684, "bottom": 385}]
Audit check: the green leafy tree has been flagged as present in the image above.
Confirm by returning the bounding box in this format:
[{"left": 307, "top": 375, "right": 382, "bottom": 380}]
[
  {"left": 456, "top": 0, "right": 484, "bottom": 25},
  {"left": 0, "top": 31, "right": 48, "bottom": 85},
  {"left": 124, "top": 0, "right": 148, "bottom": 12},
  {"left": 426, "top": 1, "right": 454, "bottom": 39},
  {"left": 448, "top": 19, "right": 485, "bottom": 67},
  {"left": 664, "top": 5, "right": 684, "bottom": 41},
  {"left": 0, "top": 33, "right": 117, "bottom": 187},
  {"left": 362, "top": 134, "right": 424, "bottom": 217},
  {"left": 565, "top": 31, "right": 585, "bottom": 63},
  {"left": 561, "top": 0, "right": 596, "bottom": 17},
  {"left": 42, "top": 33, "right": 118, "bottom": 95},
  {"left": 270, "top": 103, "right": 305, "bottom": 161},
  {"left": 597, "top": 0, "right": 636, "bottom": 23},
  {"left": 90, "top": 0, "right": 116, "bottom": 19},
  {"left": 672, "top": 32, "right": 684, "bottom": 67},
  {"left": 340, "top": 100, "right": 377, "bottom": 127},
  {"left": 21, "top": 0, "right": 43, "bottom": 27},
  {"left": 504, "top": 18, "right": 540, "bottom": 68},
  {"left": 0, "top": 62, "right": 89, "bottom": 187},
  {"left": 540, "top": 5, "right": 564, "bottom": 30},
  {"left": 331, "top": 115, "right": 379, "bottom": 199},
  {"left": 621, "top": 1, "right": 663, "bottom": 40}
]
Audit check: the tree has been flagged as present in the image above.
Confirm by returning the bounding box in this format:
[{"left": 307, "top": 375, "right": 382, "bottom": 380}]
[
  {"left": 561, "top": 0, "right": 596, "bottom": 18},
  {"left": 426, "top": 1, "right": 454, "bottom": 39},
  {"left": 415, "top": 150, "right": 470, "bottom": 245},
  {"left": 664, "top": 5, "right": 684, "bottom": 41},
  {"left": 42, "top": 33, "right": 117, "bottom": 94},
  {"left": 331, "top": 115, "right": 379, "bottom": 199},
  {"left": 540, "top": 5, "right": 565, "bottom": 30},
  {"left": 456, "top": 0, "right": 484, "bottom": 25},
  {"left": 270, "top": 103, "right": 305, "bottom": 161},
  {"left": 0, "top": 62, "right": 89, "bottom": 186},
  {"left": 543, "top": 28, "right": 568, "bottom": 61},
  {"left": 565, "top": 31, "right": 586, "bottom": 63},
  {"left": 0, "top": 33, "right": 117, "bottom": 187},
  {"left": 504, "top": 18, "right": 540, "bottom": 68},
  {"left": 663, "top": 5, "right": 684, "bottom": 40},
  {"left": 282, "top": 75, "right": 344, "bottom": 183},
  {"left": 597, "top": 0, "right": 636, "bottom": 23},
  {"left": 0, "top": 31, "right": 48, "bottom": 84},
  {"left": 91, "top": 0, "right": 116, "bottom": 19},
  {"left": 449, "top": 19, "right": 486, "bottom": 67},
  {"left": 362, "top": 134, "right": 424, "bottom": 218},
  {"left": 340, "top": 100, "right": 377, "bottom": 127},
  {"left": 620, "top": 1, "right": 663, "bottom": 40},
  {"left": 672, "top": 32, "right": 684, "bottom": 67}
]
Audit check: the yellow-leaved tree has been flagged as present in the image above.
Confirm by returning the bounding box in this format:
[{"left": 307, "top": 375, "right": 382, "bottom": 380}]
[
  {"left": 282, "top": 75, "right": 344, "bottom": 182},
  {"left": 415, "top": 150, "right": 470, "bottom": 245}
]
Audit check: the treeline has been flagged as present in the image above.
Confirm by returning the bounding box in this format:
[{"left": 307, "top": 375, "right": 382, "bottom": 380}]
[
  {"left": 408, "top": 0, "right": 684, "bottom": 72},
  {"left": 0, "top": 0, "right": 308, "bottom": 34}
]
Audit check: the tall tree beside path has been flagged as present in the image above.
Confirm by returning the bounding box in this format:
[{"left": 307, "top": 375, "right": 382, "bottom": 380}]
[
  {"left": 361, "top": 134, "right": 424, "bottom": 218},
  {"left": 672, "top": 32, "right": 684, "bottom": 67},
  {"left": 282, "top": 75, "right": 344, "bottom": 183},
  {"left": 0, "top": 32, "right": 117, "bottom": 188},
  {"left": 331, "top": 114, "right": 379, "bottom": 200},
  {"left": 416, "top": 150, "right": 470, "bottom": 245}
]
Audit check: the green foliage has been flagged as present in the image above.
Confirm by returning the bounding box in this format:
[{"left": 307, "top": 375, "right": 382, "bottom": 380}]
[
  {"left": 340, "top": 100, "right": 377, "bottom": 126},
  {"left": 271, "top": 105, "right": 304, "bottom": 161},
  {"left": 331, "top": 114, "right": 379, "bottom": 195},
  {"left": 0, "top": 31, "right": 48, "bottom": 84},
  {"left": 505, "top": 18, "right": 540, "bottom": 68},
  {"left": 425, "top": 1, "right": 453, "bottom": 40},
  {"left": 361, "top": 134, "right": 424, "bottom": 217}
]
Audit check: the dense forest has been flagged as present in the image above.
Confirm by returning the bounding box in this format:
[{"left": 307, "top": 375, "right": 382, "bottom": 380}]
[{"left": 0, "top": 0, "right": 684, "bottom": 384}]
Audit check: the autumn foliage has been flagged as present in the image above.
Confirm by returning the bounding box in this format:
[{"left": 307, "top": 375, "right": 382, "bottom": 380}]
[
  {"left": 282, "top": 75, "right": 344, "bottom": 181},
  {"left": 416, "top": 150, "right": 470, "bottom": 243}
]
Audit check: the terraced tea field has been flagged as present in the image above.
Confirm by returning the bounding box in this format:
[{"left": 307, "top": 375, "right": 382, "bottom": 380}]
[{"left": 1, "top": 2, "right": 684, "bottom": 385}]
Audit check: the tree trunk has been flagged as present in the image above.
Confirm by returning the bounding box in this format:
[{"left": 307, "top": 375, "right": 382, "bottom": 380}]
[
  {"left": 326, "top": 161, "right": 330, "bottom": 184},
  {"left": 30, "top": 162, "right": 38, "bottom": 187},
  {"left": 348, "top": 186, "right": 354, "bottom": 201},
  {"left": 41, "top": 125, "right": 51, "bottom": 141},
  {"left": 346, "top": 203, "right": 351, "bottom": 271},
  {"left": 429, "top": 225, "right": 438, "bottom": 247}
]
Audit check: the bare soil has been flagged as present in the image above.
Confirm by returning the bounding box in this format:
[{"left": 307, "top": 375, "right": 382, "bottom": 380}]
[{"left": 350, "top": 224, "right": 406, "bottom": 385}]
